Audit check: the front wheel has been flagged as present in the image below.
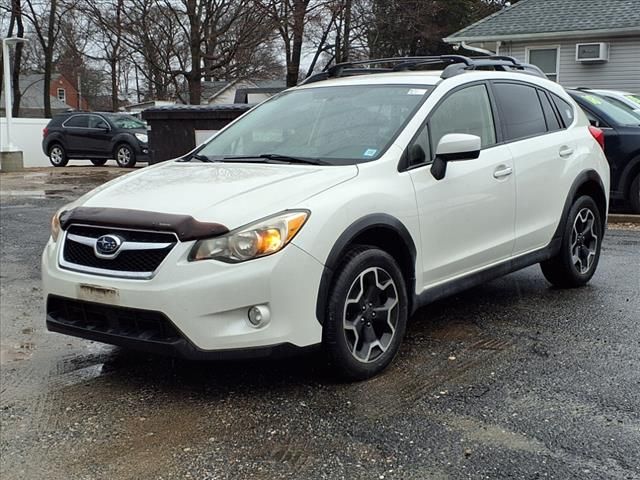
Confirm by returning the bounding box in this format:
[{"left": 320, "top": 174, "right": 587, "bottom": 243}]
[
  {"left": 628, "top": 174, "right": 640, "bottom": 214},
  {"left": 541, "top": 195, "right": 603, "bottom": 288},
  {"left": 323, "top": 247, "right": 408, "bottom": 381},
  {"left": 114, "top": 144, "right": 136, "bottom": 168}
]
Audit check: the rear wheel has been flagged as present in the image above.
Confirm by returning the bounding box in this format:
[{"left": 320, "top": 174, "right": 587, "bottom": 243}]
[
  {"left": 541, "top": 195, "right": 603, "bottom": 288},
  {"left": 114, "top": 144, "right": 136, "bottom": 168},
  {"left": 323, "top": 247, "right": 408, "bottom": 380},
  {"left": 48, "top": 144, "right": 68, "bottom": 167},
  {"left": 90, "top": 158, "right": 108, "bottom": 166},
  {"left": 628, "top": 174, "right": 640, "bottom": 214}
]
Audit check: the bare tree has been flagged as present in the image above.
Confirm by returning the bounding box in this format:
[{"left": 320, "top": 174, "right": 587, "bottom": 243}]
[
  {"left": 79, "top": 0, "right": 126, "bottom": 111},
  {"left": 23, "top": 0, "right": 76, "bottom": 117}
]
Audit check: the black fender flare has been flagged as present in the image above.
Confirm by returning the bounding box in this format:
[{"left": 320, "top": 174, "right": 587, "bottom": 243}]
[
  {"left": 315, "top": 213, "right": 417, "bottom": 325},
  {"left": 618, "top": 155, "right": 640, "bottom": 199},
  {"left": 552, "top": 169, "right": 607, "bottom": 245}
]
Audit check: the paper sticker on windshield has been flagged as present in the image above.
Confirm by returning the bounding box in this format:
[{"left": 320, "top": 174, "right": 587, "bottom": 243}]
[
  {"left": 582, "top": 94, "right": 603, "bottom": 105},
  {"left": 407, "top": 88, "right": 427, "bottom": 96},
  {"left": 627, "top": 94, "right": 640, "bottom": 106},
  {"left": 363, "top": 148, "right": 378, "bottom": 157}
]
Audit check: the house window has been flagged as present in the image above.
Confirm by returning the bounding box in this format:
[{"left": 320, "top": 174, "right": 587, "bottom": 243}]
[
  {"left": 526, "top": 47, "right": 559, "bottom": 82},
  {"left": 57, "top": 88, "right": 66, "bottom": 102}
]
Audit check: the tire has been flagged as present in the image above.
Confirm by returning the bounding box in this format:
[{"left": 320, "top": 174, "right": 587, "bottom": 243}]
[
  {"left": 48, "top": 144, "right": 68, "bottom": 167},
  {"left": 628, "top": 174, "right": 640, "bottom": 214},
  {"left": 114, "top": 144, "right": 136, "bottom": 168},
  {"left": 90, "top": 158, "right": 108, "bottom": 166},
  {"left": 323, "top": 246, "right": 408, "bottom": 381},
  {"left": 540, "top": 195, "right": 603, "bottom": 288}
]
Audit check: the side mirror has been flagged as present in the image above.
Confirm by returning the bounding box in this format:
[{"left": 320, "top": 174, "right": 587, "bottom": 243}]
[
  {"left": 430, "top": 133, "right": 481, "bottom": 180},
  {"left": 589, "top": 118, "right": 601, "bottom": 128}
]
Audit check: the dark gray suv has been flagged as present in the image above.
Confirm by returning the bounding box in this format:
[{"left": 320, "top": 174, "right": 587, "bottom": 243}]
[{"left": 42, "top": 112, "right": 150, "bottom": 168}]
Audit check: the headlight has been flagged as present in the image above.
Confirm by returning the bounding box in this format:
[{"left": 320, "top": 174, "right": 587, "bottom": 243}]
[
  {"left": 51, "top": 211, "right": 62, "bottom": 241},
  {"left": 134, "top": 133, "right": 148, "bottom": 143},
  {"left": 189, "top": 210, "right": 309, "bottom": 263}
]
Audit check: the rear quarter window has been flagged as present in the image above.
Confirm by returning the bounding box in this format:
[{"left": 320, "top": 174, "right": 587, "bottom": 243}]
[{"left": 551, "top": 94, "right": 575, "bottom": 127}]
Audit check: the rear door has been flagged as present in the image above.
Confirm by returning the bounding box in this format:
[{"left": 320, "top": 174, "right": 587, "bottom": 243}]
[
  {"left": 62, "top": 114, "right": 91, "bottom": 156},
  {"left": 408, "top": 83, "right": 516, "bottom": 287},
  {"left": 491, "top": 82, "right": 572, "bottom": 255}
]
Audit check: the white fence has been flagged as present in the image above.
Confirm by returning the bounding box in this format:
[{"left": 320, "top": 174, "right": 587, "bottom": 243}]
[{"left": 0, "top": 118, "right": 49, "bottom": 167}]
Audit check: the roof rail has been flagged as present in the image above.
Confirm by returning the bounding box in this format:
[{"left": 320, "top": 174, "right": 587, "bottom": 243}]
[{"left": 301, "top": 55, "right": 546, "bottom": 85}]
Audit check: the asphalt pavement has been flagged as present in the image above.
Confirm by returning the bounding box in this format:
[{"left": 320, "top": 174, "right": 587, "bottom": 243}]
[{"left": 1, "top": 167, "right": 639, "bottom": 480}]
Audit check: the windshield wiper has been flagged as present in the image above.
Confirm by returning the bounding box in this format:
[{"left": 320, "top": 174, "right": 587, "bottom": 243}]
[
  {"left": 222, "top": 153, "right": 326, "bottom": 165},
  {"left": 186, "top": 153, "right": 216, "bottom": 163}
]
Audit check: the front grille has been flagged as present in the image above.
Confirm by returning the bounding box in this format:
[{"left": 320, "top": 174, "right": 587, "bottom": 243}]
[
  {"left": 60, "top": 225, "right": 177, "bottom": 278},
  {"left": 47, "top": 296, "right": 182, "bottom": 343}
]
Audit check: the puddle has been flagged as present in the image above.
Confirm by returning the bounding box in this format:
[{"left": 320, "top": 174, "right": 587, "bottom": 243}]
[{"left": 0, "top": 342, "right": 35, "bottom": 364}]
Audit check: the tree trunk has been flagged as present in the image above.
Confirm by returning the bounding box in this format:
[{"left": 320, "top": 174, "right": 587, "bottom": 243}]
[
  {"left": 43, "top": 0, "right": 58, "bottom": 118},
  {"left": 187, "top": 0, "right": 202, "bottom": 104},
  {"left": 11, "top": 0, "right": 25, "bottom": 117},
  {"left": 287, "top": 0, "right": 307, "bottom": 87},
  {"left": 110, "top": 58, "right": 118, "bottom": 111}
]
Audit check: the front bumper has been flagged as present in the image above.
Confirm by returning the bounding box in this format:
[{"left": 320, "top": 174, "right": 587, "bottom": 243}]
[{"left": 42, "top": 236, "right": 324, "bottom": 357}]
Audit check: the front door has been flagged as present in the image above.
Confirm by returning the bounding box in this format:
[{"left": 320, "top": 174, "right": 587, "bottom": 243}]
[{"left": 408, "top": 83, "right": 516, "bottom": 289}]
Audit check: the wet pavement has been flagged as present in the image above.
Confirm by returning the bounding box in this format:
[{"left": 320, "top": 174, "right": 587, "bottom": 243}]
[{"left": 1, "top": 167, "right": 639, "bottom": 479}]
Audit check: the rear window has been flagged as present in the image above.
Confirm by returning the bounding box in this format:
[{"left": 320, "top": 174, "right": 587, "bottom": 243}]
[
  {"left": 493, "top": 83, "right": 547, "bottom": 141},
  {"left": 551, "top": 94, "right": 575, "bottom": 127}
]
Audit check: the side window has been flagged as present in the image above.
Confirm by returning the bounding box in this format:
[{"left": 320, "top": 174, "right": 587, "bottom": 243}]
[
  {"left": 537, "top": 90, "right": 562, "bottom": 132},
  {"left": 89, "top": 116, "right": 109, "bottom": 129},
  {"left": 64, "top": 115, "right": 89, "bottom": 128},
  {"left": 429, "top": 84, "right": 496, "bottom": 154},
  {"left": 493, "top": 83, "right": 547, "bottom": 141},
  {"left": 408, "top": 123, "right": 432, "bottom": 167},
  {"left": 551, "top": 94, "right": 575, "bottom": 127}
]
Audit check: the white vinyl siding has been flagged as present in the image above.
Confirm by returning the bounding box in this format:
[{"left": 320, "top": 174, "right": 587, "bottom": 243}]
[{"left": 502, "top": 36, "right": 640, "bottom": 92}]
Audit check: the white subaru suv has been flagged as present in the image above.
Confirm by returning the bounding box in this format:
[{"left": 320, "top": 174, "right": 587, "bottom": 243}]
[{"left": 42, "top": 56, "right": 610, "bottom": 380}]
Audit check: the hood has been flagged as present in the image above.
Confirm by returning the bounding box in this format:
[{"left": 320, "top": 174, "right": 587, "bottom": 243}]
[{"left": 78, "top": 161, "right": 358, "bottom": 229}]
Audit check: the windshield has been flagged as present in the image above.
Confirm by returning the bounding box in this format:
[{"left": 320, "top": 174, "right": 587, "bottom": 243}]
[
  {"left": 573, "top": 91, "right": 640, "bottom": 126},
  {"left": 106, "top": 114, "right": 147, "bottom": 129},
  {"left": 625, "top": 93, "right": 640, "bottom": 106},
  {"left": 197, "top": 85, "right": 432, "bottom": 165}
]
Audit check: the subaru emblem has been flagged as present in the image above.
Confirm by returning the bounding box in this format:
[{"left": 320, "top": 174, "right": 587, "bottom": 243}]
[{"left": 95, "top": 234, "right": 123, "bottom": 258}]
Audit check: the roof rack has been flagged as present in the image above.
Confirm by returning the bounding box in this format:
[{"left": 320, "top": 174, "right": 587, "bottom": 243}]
[{"left": 301, "top": 55, "right": 546, "bottom": 85}]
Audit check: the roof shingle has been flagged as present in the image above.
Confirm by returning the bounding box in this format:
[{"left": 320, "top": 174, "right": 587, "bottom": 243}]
[{"left": 446, "top": 0, "right": 640, "bottom": 41}]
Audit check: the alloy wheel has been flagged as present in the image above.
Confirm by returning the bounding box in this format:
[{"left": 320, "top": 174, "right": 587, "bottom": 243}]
[
  {"left": 343, "top": 266, "right": 399, "bottom": 363},
  {"left": 571, "top": 207, "right": 598, "bottom": 274},
  {"left": 50, "top": 146, "right": 63, "bottom": 165},
  {"left": 116, "top": 146, "right": 131, "bottom": 165}
]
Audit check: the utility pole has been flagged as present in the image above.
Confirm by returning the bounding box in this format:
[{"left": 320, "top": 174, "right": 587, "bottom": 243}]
[{"left": 1, "top": 36, "right": 28, "bottom": 172}]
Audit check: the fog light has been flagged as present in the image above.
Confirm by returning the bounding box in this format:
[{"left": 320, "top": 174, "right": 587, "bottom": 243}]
[{"left": 248, "top": 305, "right": 270, "bottom": 327}]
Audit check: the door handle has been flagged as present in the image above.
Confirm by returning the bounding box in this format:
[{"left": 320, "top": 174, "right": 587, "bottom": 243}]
[
  {"left": 559, "top": 146, "right": 574, "bottom": 158},
  {"left": 493, "top": 165, "right": 513, "bottom": 179}
]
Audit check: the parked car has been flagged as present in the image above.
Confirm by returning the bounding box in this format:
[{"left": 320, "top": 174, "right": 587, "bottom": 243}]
[
  {"left": 42, "top": 112, "right": 150, "bottom": 168},
  {"left": 42, "top": 56, "right": 610, "bottom": 380},
  {"left": 567, "top": 89, "right": 640, "bottom": 213},
  {"left": 576, "top": 88, "right": 640, "bottom": 118}
]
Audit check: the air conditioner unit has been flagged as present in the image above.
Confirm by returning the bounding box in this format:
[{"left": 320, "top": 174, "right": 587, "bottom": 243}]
[{"left": 576, "top": 43, "right": 609, "bottom": 63}]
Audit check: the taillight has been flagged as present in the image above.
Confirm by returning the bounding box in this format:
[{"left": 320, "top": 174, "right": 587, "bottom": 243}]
[
  {"left": 43, "top": 127, "right": 49, "bottom": 137},
  {"left": 588, "top": 125, "right": 605, "bottom": 150}
]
